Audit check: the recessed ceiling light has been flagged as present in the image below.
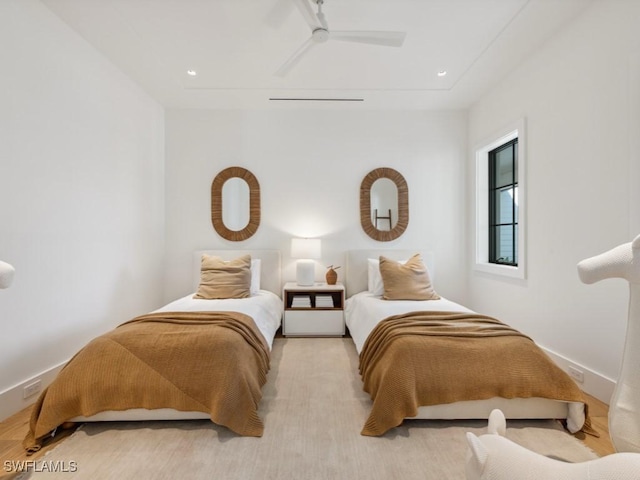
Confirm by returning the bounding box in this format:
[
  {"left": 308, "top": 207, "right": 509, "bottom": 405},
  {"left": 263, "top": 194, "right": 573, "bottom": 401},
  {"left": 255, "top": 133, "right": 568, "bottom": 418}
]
[
  {"left": 437, "top": 70, "right": 447, "bottom": 77},
  {"left": 187, "top": 70, "right": 197, "bottom": 76}
]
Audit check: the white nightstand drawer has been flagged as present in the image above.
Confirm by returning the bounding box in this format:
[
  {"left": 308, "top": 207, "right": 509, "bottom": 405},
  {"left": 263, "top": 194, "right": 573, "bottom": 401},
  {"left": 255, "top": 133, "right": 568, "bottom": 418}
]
[{"left": 284, "top": 310, "right": 345, "bottom": 336}]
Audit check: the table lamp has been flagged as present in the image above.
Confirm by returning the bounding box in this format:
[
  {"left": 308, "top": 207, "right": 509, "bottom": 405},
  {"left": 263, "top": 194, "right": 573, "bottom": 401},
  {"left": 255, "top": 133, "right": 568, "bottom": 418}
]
[{"left": 291, "top": 238, "right": 321, "bottom": 286}]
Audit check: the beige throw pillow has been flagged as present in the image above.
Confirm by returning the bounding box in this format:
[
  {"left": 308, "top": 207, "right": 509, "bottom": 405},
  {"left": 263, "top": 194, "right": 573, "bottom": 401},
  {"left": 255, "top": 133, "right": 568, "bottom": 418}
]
[
  {"left": 193, "top": 254, "right": 251, "bottom": 299},
  {"left": 379, "top": 254, "right": 440, "bottom": 301}
]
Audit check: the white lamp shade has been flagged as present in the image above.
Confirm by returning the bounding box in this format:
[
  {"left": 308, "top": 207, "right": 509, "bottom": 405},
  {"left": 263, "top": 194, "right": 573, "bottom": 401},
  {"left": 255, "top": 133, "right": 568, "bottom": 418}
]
[
  {"left": 0, "top": 261, "right": 15, "bottom": 289},
  {"left": 291, "top": 238, "right": 321, "bottom": 259}
]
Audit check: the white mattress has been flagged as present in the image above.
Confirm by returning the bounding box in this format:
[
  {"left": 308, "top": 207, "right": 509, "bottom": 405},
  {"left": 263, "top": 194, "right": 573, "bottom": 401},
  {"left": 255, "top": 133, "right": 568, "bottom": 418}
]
[
  {"left": 345, "top": 291, "right": 474, "bottom": 354},
  {"left": 153, "top": 290, "right": 283, "bottom": 349}
]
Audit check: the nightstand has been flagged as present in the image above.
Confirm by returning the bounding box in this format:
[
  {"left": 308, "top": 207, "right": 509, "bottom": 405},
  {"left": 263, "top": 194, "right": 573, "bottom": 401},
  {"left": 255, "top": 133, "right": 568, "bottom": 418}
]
[{"left": 282, "top": 282, "right": 345, "bottom": 337}]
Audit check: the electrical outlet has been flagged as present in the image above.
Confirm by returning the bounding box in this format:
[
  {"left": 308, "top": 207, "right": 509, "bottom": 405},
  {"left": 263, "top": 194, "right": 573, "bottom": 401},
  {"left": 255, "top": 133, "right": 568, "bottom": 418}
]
[
  {"left": 568, "top": 365, "right": 584, "bottom": 383},
  {"left": 23, "top": 379, "right": 42, "bottom": 399}
]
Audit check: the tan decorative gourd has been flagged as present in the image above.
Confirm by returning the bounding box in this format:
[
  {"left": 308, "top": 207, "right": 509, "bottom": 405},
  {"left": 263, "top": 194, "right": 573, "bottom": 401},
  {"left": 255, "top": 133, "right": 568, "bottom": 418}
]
[{"left": 325, "top": 265, "right": 340, "bottom": 285}]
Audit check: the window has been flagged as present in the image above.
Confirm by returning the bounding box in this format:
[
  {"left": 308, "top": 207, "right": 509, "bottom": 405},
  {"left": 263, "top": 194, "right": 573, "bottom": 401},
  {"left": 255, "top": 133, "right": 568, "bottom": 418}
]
[
  {"left": 488, "top": 139, "right": 518, "bottom": 266},
  {"left": 474, "top": 119, "right": 526, "bottom": 279}
]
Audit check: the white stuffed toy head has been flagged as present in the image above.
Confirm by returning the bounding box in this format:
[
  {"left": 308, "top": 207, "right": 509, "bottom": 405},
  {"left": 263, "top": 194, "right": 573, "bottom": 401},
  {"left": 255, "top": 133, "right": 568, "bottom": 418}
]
[
  {"left": 466, "top": 409, "right": 640, "bottom": 480},
  {"left": 465, "top": 409, "right": 509, "bottom": 480},
  {"left": 0, "top": 260, "right": 15, "bottom": 289},
  {"left": 577, "top": 234, "right": 640, "bottom": 285}
]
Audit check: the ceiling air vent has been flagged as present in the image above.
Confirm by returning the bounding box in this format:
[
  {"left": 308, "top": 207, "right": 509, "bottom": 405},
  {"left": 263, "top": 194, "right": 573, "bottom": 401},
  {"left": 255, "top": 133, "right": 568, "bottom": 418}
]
[{"left": 268, "top": 97, "right": 364, "bottom": 102}]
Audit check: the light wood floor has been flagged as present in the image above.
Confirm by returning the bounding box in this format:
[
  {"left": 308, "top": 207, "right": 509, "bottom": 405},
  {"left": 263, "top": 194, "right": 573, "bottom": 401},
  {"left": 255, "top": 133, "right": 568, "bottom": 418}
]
[
  {"left": 0, "top": 393, "right": 615, "bottom": 478},
  {"left": 573, "top": 393, "right": 616, "bottom": 456}
]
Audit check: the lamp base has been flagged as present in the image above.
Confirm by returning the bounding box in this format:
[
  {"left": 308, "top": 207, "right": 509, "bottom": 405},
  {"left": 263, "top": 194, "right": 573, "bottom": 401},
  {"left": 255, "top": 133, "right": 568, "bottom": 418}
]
[{"left": 296, "top": 260, "right": 316, "bottom": 286}]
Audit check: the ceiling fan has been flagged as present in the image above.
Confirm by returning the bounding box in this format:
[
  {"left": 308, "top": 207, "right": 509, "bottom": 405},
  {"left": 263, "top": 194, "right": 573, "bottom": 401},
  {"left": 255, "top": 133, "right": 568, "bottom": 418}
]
[{"left": 275, "top": 0, "right": 407, "bottom": 77}]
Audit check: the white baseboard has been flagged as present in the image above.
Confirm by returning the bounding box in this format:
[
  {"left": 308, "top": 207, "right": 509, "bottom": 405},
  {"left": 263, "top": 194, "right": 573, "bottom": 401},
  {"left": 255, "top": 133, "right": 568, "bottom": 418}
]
[
  {"left": 0, "top": 361, "right": 67, "bottom": 422},
  {"left": 543, "top": 347, "right": 615, "bottom": 404}
]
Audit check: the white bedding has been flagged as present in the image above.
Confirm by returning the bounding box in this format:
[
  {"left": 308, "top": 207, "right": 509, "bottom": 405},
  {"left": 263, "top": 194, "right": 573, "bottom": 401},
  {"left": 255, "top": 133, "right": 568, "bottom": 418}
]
[
  {"left": 154, "top": 290, "right": 283, "bottom": 349},
  {"left": 345, "top": 291, "right": 473, "bottom": 353}
]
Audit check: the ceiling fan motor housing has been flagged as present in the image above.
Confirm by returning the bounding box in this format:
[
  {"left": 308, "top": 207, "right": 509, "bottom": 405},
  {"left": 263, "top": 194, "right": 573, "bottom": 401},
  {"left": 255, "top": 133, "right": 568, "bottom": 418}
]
[{"left": 312, "top": 28, "right": 330, "bottom": 43}]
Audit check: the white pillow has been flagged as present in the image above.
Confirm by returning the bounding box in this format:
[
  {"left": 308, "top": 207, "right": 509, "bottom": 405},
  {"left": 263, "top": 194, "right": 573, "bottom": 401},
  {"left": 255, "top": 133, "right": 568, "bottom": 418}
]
[
  {"left": 367, "top": 258, "right": 384, "bottom": 296},
  {"left": 368, "top": 258, "right": 409, "bottom": 296},
  {"left": 250, "top": 259, "right": 261, "bottom": 295}
]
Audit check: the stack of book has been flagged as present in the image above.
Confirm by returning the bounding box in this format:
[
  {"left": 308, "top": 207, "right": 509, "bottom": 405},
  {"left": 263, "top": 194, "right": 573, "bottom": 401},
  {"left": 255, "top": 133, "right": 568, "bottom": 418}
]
[
  {"left": 291, "top": 294, "right": 311, "bottom": 308},
  {"left": 315, "top": 295, "right": 334, "bottom": 308}
]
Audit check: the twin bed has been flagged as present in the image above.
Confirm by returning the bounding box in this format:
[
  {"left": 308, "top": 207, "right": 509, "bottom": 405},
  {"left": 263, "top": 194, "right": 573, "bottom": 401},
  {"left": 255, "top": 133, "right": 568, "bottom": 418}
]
[
  {"left": 345, "top": 250, "right": 588, "bottom": 436},
  {"left": 24, "top": 250, "right": 282, "bottom": 452},
  {"left": 24, "top": 248, "right": 589, "bottom": 452}
]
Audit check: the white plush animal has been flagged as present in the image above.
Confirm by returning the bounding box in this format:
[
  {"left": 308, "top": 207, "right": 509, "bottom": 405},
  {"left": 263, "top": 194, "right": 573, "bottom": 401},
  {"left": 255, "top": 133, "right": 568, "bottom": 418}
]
[
  {"left": 466, "top": 409, "right": 640, "bottom": 480},
  {"left": 578, "top": 234, "right": 640, "bottom": 453}
]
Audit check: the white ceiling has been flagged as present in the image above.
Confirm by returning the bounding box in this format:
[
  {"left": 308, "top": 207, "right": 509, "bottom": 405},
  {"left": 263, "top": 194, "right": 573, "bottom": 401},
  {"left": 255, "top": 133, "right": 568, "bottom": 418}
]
[{"left": 41, "top": 0, "right": 593, "bottom": 110}]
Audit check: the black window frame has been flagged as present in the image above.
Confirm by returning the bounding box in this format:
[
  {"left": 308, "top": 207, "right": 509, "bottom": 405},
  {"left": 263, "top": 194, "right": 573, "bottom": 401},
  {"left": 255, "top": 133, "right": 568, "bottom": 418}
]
[{"left": 488, "top": 138, "right": 518, "bottom": 266}]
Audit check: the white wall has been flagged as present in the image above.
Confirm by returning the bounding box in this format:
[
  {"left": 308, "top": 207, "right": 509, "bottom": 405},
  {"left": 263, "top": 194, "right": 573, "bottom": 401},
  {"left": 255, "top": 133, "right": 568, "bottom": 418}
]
[
  {"left": 0, "top": 0, "right": 165, "bottom": 418},
  {"left": 468, "top": 0, "right": 640, "bottom": 401},
  {"left": 164, "top": 109, "right": 468, "bottom": 304}
]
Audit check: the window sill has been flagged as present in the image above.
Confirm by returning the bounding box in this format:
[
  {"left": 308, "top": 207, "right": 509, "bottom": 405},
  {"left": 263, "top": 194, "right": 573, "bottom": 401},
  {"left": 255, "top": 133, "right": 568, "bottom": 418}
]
[{"left": 474, "top": 261, "right": 525, "bottom": 280}]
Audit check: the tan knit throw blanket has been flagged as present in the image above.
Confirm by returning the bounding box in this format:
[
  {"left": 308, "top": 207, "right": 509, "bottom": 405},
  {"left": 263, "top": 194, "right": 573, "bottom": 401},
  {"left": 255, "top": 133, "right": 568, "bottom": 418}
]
[
  {"left": 359, "top": 311, "right": 588, "bottom": 436},
  {"left": 24, "top": 311, "right": 270, "bottom": 453}
]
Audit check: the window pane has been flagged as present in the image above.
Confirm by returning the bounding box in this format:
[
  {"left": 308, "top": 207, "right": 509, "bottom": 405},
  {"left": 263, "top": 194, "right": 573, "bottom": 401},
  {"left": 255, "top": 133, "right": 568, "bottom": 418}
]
[
  {"left": 493, "top": 225, "right": 515, "bottom": 264},
  {"left": 493, "top": 187, "right": 514, "bottom": 224},
  {"left": 488, "top": 138, "right": 519, "bottom": 268},
  {"left": 493, "top": 146, "right": 514, "bottom": 188}
]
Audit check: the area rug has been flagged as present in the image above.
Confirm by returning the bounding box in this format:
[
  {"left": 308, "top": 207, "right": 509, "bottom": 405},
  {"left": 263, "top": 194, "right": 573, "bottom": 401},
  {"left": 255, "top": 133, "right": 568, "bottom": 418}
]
[{"left": 18, "top": 338, "right": 596, "bottom": 479}]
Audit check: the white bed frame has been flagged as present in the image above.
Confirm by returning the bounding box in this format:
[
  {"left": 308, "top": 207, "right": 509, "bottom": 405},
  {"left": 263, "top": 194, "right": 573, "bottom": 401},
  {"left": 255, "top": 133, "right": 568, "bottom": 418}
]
[
  {"left": 345, "top": 250, "right": 584, "bottom": 430},
  {"left": 71, "top": 249, "right": 281, "bottom": 423}
]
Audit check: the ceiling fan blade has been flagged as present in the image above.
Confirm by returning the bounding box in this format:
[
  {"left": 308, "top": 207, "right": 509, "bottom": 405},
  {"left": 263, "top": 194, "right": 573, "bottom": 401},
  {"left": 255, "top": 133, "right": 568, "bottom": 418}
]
[
  {"left": 292, "top": 0, "right": 322, "bottom": 30},
  {"left": 330, "top": 31, "right": 407, "bottom": 47},
  {"left": 275, "top": 37, "right": 318, "bottom": 77}
]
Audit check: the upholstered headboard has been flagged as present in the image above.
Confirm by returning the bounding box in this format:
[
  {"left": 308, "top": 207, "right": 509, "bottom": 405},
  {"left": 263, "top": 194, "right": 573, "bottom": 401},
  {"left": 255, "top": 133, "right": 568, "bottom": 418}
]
[
  {"left": 193, "top": 250, "right": 281, "bottom": 296},
  {"left": 345, "top": 250, "right": 434, "bottom": 298}
]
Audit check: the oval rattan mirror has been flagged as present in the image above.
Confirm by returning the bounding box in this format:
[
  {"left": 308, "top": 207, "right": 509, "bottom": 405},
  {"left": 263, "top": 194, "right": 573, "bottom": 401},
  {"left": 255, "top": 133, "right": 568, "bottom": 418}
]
[
  {"left": 360, "top": 167, "right": 408, "bottom": 242},
  {"left": 211, "top": 166, "right": 260, "bottom": 241}
]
